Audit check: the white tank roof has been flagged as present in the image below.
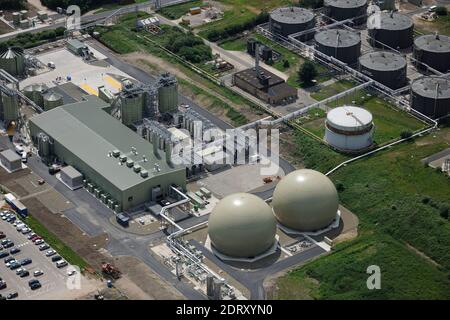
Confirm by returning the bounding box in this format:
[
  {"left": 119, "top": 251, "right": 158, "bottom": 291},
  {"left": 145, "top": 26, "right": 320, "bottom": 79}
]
[
  {"left": 208, "top": 193, "right": 277, "bottom": 258},
  {"left": 326, "top": 106, "right": 373, "bottom": 131},
  {"left": 272, "top": 169, "right": 339, "bottom": 232}
]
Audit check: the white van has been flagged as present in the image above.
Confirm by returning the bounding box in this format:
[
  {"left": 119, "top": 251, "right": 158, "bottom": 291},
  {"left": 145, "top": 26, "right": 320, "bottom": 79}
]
[
  {"left": 56, "top": 260, "right": 68, "bottom": 268},
  {"left": 21, "top": 152, "right": 27, "bottom": 163},
  {"left": 15, "top": 144, "right": 24, "bottom": 155}
]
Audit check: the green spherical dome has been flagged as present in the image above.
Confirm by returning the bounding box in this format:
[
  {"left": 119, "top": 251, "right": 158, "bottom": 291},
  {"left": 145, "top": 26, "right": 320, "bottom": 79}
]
[
  {"left": 208, "top": 193, "right": 277, "bottom": 258},
  {"left": 272, "top": 169, "right": 339, "bottom": 231}
]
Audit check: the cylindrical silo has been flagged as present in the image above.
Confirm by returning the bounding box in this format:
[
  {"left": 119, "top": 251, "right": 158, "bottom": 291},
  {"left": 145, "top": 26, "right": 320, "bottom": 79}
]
[
  {"left": 359, "top": 51, "right": 407, "bottom": 90},
  {"left": 43, "top": 91, "right": 64, "bottom": 111},
  {"left": 269, "top": 7, "right": 316, "bottom": 40},
  {"left": 411, "top": 76, "right": 450, "bottom": 119},
  {"left": 120, "top": 92, "right": 144, "bottom": 126},
  {"left": 32, "top": 83, "right": 49, "bottom": 107},
  {"left": 413, "top": 34, "right": 450, "bottom": 73},
  {"left": 324, "top": 0, "right": 368, "bottom": 25},
  {"left": 1, "top": 93, "right": 19, "bottom": 122},
  {"left": 314, "top": 29, "right": 361, "bottom": 65},
  {"left": 157, "top": 73, "right": 178, "bottom": 114},
  {"left": 324, "top": 105, "right": 374, "bottom": 151},
  {"left": 367, "top": 12, "right": 414, "bottom": 49},
  {"left": 0, "top": 47, "right": 25, "bottom": 77}
]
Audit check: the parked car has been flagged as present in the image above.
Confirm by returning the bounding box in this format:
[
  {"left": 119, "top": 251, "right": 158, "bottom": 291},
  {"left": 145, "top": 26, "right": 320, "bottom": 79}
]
[
  {"left": 31, "top": 236, "right": 42, "bottom": 242},
  {"left": 51, "top": 255, "right": 62, "bottom": 262},
  {"left": 33, "top": 270, "right": 44, "bottom": 277},
  {"left": 9, "top": 248, "right": 20, "bottom": 255},
  {"left": 39, "top": 244, "right": 50, "bottom": 251},
  {"left": 6, "top": 216, "right": 16, "bottom": 223},
  {"left": 0, "top": 281, "right": 6, "bottom": 290},
  {"left": 6, "top": 292, "right": 18, "bottom": 299},
  {"left": 30, "top": 282, "right": 41, "bottom": 290},
  {"left": 56, "top": 260, "right": 68, "bottom": 268},
  {"left": 27, "top": 233, "right": 37, "bottom": 240},
  {"left": 0, "top": 251, "right": 9, "bottom": 259},
  {"left": 67, "top": 269, "right": 77, "bottom": 276},
  {"left": 4, "top": 256, "right": 15, "bottom": 264},
  {"left": 34, "top": 239, "right": 44, "bottom": 245},
  {"left": 45, "top": 250, "right": 56, "bottom": 257},
  {"left": 9, "top": 262, "right": 21, "bottom": 270},
  {"left": 20, "top": 258, "right": 32, "bottom": 266},
  {"left": 1, "top": 239, "right": 10, "bottom": 245},
  {"left": 0, "top": 232, "right": 5, "bottom": 240},
  {"left": 28, "top": 279, "right": 39, "bottom": 287},
  {"left": 3, "top": 242, "right": 14, "bottom": 249},
  {"left": 16, "top": 268, "right": 26, "bottom": 275},
  {"left": 21, "top": 228, "right": 31, "bottom": 234},
  {"left": 19, "top": 270, "right": 30, "bottom": 278}
]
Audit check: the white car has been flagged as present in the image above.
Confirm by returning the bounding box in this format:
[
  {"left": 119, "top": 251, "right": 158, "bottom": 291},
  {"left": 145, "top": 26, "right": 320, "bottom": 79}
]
[
  {"left": 6, "top": 260, "right": 17, "bottom": 268},
  {"left": 34, "top": 239, "right": 44, "bottom": 245},
  {"left": 67, "top": 269, "right": 77, "bottom": 276},
  {"left": 45, "top": 250, "right": 56, "bottom": 257},
  {"left": 21, "top": 228, "right": 31, "bottom": 234},
  {"left": 33, "top": 270, "right": 44, "bottom": 277}
]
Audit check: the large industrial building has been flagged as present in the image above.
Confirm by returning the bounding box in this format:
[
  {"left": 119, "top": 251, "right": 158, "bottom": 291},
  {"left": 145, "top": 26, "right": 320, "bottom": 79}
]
[
  {"left": 233, "top": 67, "right": 297, "bottom": 106},
  {"left": 28, "top": 95, "right": 186, "bottom": 212}
]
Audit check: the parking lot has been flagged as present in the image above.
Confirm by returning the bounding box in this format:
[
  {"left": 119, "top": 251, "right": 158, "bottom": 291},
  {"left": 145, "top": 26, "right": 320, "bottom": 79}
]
[{"left": 0, "top": 210, "right": 94, "bottom": 300}]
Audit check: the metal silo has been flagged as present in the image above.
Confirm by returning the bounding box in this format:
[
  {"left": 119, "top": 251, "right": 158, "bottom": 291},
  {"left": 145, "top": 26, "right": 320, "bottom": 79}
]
[
  {"left": 43, "top": 91, "right": 64, "bottom": 111},
  {"left": 0, "top": 47, "right": 25, "bottom": 77},
  {"left": 1, "top": 92, "right": 19, "bottom": 122},
  {"left": 157, "top": 73, "right": 178, "bottom": 114},
  {"left": 37, "top": 132, "right": 52, "bottom": 159},
  {"left": 324, "top": 0, "right": 368, "bottom": 25},
  {"left": 269, "top": 7, "right": 316, "bottom": 40},
  {"left": 120, "top": 92, "right": 144, "bottom": 126},
  {"left": 359, "top": 51, "right": 407, "bottom": 90},
  {"left": 413, "top": 34, "right": 450, "bottom": 73},
  {"left": 315, "top": 29, "right": 361, "bottom": 65},
  {"left": 368, "top": 12, "right": 414, "bottom": 49},
  {"left": 23, "top": 84, "right": 35, "bottom": 100},
  {"left": 374, "top": 0, "right": 396, "bottom": 10},
  {"left": 411, "top": 76, "right": 450, "bottom": 119}
]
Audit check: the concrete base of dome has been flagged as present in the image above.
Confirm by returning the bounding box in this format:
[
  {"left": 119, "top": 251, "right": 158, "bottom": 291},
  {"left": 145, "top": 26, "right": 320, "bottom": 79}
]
[
  {"left": 205, "top": 235, "right": 280, "bottom": 263},
  {"left": 277, "top": 210, "right": 341, "bottom": 236}
]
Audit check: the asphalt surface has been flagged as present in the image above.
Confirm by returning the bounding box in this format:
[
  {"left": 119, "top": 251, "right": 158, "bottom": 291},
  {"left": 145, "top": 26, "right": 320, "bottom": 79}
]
[{"left": 190, "top": 240, "right": 326, "bottom": 300}]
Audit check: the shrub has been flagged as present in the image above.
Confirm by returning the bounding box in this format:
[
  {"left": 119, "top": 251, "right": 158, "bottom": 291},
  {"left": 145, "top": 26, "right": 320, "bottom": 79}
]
[
  {"left": 400, "top": 130, "right": 413, "bottom": 139},
  {"left": 298, "top": 61, "right": 317, "bottom": 86},
  {"left": 434, "top": 6, "right": 448, "bottom": 16}
]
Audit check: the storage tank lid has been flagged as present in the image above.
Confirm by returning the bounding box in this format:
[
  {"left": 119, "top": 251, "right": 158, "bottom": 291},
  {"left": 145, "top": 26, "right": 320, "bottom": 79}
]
[
  {"left": 0, "top": 47, "right": 24, "bottom": 59},
  {"left": 325, "top": 0, "right": 367, "bottom": 8},
  {"left": 315, "top": 29, "right": 360, "bottom": 47},
  {"left": 367, "top": 12, "right": 413, "bottom": 30},
  {"left": 326, "top": 106, "right": 373, "bottom": 131},
  {"left": 270, "top": 7, "right": 315, "bottom": 24},
  {"left": 359, "top": 51, "right": 406, "bottom": 71},
  {"left": 414, "top": 34, "right": 450, "bottom": 53},
  {"left": 43, "top": 91, "right": 63, "bottom": 101},
  {"left": 411, "top": 76, "right": 450, "bottom": 99}
]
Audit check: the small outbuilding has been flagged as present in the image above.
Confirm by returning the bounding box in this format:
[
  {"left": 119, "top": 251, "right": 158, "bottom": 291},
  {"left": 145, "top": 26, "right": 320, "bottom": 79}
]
[
  {"left": 0, "top": 149, "right": 22, "bottom": 172},
  {"left": 60, "top": 165, "right": 83, "bottom": 190}
]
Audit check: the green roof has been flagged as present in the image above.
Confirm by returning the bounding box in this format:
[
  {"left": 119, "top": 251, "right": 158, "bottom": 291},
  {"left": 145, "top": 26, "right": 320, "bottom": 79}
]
[{"left": 30, "top": 96, "right": 182, "bottom": 191}]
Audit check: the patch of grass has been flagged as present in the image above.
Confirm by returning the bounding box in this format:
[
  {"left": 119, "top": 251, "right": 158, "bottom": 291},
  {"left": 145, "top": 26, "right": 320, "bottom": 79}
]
[
  {"left": 307, "top": 80, "right": 426, "bottom": 145},
  {"left": 219, "top": 37, "right": 248, "bottom": 51},
  {"left": 159, "top": 0, "right": 203, "bottom": 20},
  {"left": 24, "top": 215, "right": 89, "bottom": 270},
  {"left": 278, "top": 233, "right": 450, "bottom": 300}
]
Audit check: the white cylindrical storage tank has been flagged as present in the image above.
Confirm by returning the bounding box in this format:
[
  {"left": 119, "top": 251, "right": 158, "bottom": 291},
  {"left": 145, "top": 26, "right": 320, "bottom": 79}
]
[
  {"left": 324, "top": 106, "right": 374, "bottom": 151},
  {"left": 208, "top": 193, "right": 277, "bottom": 258}
]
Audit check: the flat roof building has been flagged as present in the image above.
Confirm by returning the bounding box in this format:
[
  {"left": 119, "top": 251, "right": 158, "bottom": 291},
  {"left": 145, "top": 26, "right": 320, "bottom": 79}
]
[
  {"left": 29, "top": 96, "right": 186, "bottom": 212},
  {"left": 0, "top": 149, "right": 22, "bottom": 172},
  {"left": 233, "top": 67, "right": 298, "bottom": 106}
]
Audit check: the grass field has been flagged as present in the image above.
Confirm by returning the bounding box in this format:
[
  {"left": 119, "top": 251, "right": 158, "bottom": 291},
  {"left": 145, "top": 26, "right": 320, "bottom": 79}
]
[
  {"left": 159, "top": 0, "right": 203, "bottom": 20},
  {"left": 277, "top": 127, "right": 450, "bottom": 299},
  {"left": 24, "top": 215, "right": 90, "bottom": 270},
  {"left": 305, "top": 80, "right": 426, "bottom": 145}
]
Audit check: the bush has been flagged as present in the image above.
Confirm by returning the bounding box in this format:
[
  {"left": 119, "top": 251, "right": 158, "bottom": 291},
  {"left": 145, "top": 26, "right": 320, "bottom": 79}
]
[
  {"left": 400, "top": 130, "right": 413, "bottom": 139},
  {"left": 440, "top": 205, "right": 449, "bottom": 219},
  {"left": 283, "top": 60, "right": 290, "bottom": 68}
]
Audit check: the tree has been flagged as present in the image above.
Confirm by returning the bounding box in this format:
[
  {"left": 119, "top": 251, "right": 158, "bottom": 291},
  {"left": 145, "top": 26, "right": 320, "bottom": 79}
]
[
  {"left": 434, "top": 6, "right": 448, "bottom": 16},
  {"left": 298, "top": 61, "right": 317, "bottom": 86},
  {"left": 283, "top": 60, "right": 290, "bottom": 69},
  {"left": 400, "top": 130, "right": 413, "bottom": 139}
]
